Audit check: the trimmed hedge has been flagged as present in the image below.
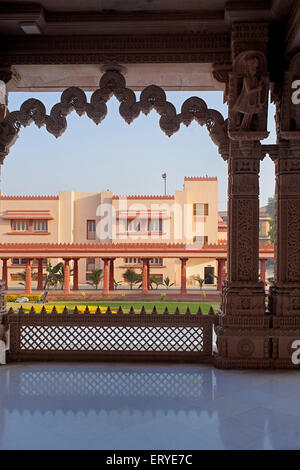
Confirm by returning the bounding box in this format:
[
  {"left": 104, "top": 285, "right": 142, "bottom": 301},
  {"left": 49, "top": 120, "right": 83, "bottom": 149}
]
[{"left": 6, "top": 294, "right": 41, "bottom": 302}]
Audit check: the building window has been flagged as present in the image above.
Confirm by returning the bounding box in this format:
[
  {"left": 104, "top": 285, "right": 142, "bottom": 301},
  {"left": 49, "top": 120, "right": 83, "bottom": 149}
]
[
  {"left": 86, "top": 258, "right": 95, "bottom": 271},
  {"left": 11, "top": 258, "right": 27, "bottom": 265},
  {"left": 33, "top": 220, "right": 48, "bottom": 232},
  {"left": 124, "top": 258, "right": 141, "bottom": 265},
  {"left": 151, "top": 274, "right": 163, "bottom": 283},
  {"left": 147, "top": 219, "right": 163, "bottom": 232},
  {"left": 126, "top": 219, "right": 141, "bottom": 232},
  {"left": 193, "top": 203, "right": 209, "bottom": 216},
  {"left": 193, "top": 236, "right": 208, "bottom": 244},
  {"left": 12, "top": 220, "right": 29, "bottom": 231},
  {"left": 204, "top": 266, "right": 215, "bottom": 284},
  {"left": 87, "top": 220, "right": 96, "bottom": 240},
  {"left": 149, "top": 258, "right": 163, "bottom": 265}
]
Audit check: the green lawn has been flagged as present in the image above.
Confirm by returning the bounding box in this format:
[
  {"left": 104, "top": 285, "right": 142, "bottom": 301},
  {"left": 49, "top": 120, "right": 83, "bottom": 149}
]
[{"left": 7, "top": 300, "right": 220, "bottom": 314}]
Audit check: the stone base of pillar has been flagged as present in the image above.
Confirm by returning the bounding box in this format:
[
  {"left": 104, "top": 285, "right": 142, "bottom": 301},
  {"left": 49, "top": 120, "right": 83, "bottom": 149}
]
[
  {"left": 269, "top": 282, "right": 300, "bottom": 316},
  {"left": 215, "top": 280, "right": 300, "bottom": 368},
  {"left": 215, "top": 280, "right": 271, "bottom": 368},
  {"left": 266, "top": 282, "right": 300, "bottom": 366},
  {"left": 220, "top": 280, "right": 266, "bottom": 316},
  {"left": 214, "top": 328, "right": 272, "bottom": 368}
]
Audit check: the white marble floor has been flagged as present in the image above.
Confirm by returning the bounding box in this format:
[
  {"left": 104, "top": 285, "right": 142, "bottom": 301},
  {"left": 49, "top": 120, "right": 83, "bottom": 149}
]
[{"left": 0, "top": 362, "right": 300, "bottom": 450}]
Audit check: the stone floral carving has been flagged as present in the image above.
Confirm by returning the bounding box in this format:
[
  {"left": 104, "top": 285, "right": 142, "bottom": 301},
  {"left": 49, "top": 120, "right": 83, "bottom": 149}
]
[{"left": 237, "top": 338, "right": 255, "bottom": 358}]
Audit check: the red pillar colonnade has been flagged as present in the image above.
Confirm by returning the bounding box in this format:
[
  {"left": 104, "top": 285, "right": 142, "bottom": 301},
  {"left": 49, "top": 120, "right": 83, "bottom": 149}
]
[
  {"left": 37, "top": 258, "right": 44, "bottom": 291},
  {"left": 25, "top": 259, "right": 32, "bottom": 295},
  {"left": 73, "top": 258, "right": 79, "bottom": 291},
  {"left": 180, "top": 258, "right": 188, "bottom": 295},
  {"left": 102, "top": 258, "right": 110, "bottom": 295},
  {"left": 260, "top": 259, "right": 266, "bottom": 286},
  {"left": 63, "top": 258, "right": 71, "bottom": 295},
  {"left": 142, "top": 258, "right": 150, "bottom": 295},
  {"left": 109, "top": 258, "right": 115, "bottom": 291},
  {"left": 217, "top": 258, "right": 227, "bottom": 292},
  {"left": 1, "top": 258, "right": 8, "bottom": 291}
]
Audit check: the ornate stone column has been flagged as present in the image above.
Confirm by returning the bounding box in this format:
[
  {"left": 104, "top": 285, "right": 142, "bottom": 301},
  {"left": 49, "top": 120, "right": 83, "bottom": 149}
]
[
  {"left": 0, "top": 280, "right": 7, "bottom": 348},
  {"left": 102, "top": 258, "right": 109, "bottom": 295},
  {"left": 25, "top": 259, "right": 32, "bottom": 295},
  {"left": 215, "top": 141, "right": 270, "bottom": 368},
  {"left": 73, "top": 258, "right": 79, "bottom": 291},
  {"left": 267, "top": 51, "right": 300, "bottom": 366},
  {"left": 142, "top": 259, "right": 149, "bottom": 295},
  {"left": 1, "top": 258, "right": 8, "bottom": 291},
  {"left": 217, "top": 258, "right": 226, "bottom": 291},
  {"left": 63, "top": 258, "right": 71, "bottom": 295},
  {"left": 267, "top": 141, "right": 300, "bottom": 365},
  {"left": 37, "top": 258, "right": 44, "bottom": 291},
  {"left": 109, "top": 258, "right": 115, "bottom": 291},
  {"left": 215, "top": 23, "right": 271, "bottom": 368},
  {"left": 180, "top": 258, "right": 188, "bottom": 295}
]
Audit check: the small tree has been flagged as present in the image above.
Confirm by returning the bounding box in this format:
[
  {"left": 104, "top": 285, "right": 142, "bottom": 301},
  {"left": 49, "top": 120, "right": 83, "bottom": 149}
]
[
  {"left": 44, "top": 261, "right": 63, "bottom": 289},
  {"left": 162, "top": 276, "right": 174, "bottom": 289},
  {"left": 193, "top": 275, "right": 205, "bottom": 289},
  {"left": 122, "top": 269, "right": 140, "bottom": 290},
  {"left": 87, "top": 269, "right": 103, "bottom": 290},
  {"left": 114, "top": 279, "right": 122, "bottom": 290},
  {"left": 149, "top": 277, "right": 160, "bottom": 290}
]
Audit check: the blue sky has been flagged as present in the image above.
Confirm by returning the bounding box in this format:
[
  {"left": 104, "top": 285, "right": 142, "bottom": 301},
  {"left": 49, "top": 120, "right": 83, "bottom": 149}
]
[{"left": 4, "top": 90, "right": 276, "bottom": 211}]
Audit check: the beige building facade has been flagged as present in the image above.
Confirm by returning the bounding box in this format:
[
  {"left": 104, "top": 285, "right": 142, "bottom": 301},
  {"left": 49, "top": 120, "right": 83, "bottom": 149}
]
[{"left": 0, "top": 176, "right": 228, "bottom": 290}]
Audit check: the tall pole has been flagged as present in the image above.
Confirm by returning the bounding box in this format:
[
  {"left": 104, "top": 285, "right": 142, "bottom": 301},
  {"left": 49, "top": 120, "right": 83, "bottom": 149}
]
[{"left": 162, "top": 172, "right": 167, "bottom": 196}]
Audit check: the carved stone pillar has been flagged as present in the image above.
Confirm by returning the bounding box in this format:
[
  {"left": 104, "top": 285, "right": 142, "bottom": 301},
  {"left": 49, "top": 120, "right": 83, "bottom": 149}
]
[
  {"left": 63, "top": 258, "right": 71, "bottom": 295},
  {"left": 214, "top": 22, "right": 271, "bottom": 368},
  {"left": 268, "top": 141, "right": 300, "bottom": 366},
  {"left": 102, "top": 258, "right": 109, "bottom": 295},
  {"left": 267, "top": 51, "right": 300, "bottom": 366},
  {"left": 0, "top": 280, "right": 7, "bottom": 345},
  {"left": 215, "top": 141, "right": 270, "bottom": 368},
  {"left": 25, "top": 259, "right": 32, "bottom": 295}
]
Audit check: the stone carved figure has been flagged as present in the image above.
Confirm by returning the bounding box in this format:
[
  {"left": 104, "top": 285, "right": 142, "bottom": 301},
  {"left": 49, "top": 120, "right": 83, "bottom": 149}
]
[{"left": 233, "top": 56, "right": 268, "bottom": 130}]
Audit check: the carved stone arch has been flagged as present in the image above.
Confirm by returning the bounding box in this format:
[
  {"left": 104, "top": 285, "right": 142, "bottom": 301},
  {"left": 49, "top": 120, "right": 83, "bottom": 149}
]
[{"left": 0, "top": 70, "right": 229, "bottom": 162}]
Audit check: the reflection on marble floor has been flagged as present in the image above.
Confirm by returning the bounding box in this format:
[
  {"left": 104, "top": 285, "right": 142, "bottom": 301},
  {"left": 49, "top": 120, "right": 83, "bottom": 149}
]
[{"left": 1, "top": 362, "right": 300, "bottom": 449}]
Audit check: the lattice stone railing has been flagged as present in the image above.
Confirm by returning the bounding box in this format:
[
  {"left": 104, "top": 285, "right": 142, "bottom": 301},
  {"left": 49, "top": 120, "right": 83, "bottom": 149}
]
[{"left": 5, "top": 305, "right": 217, "bottom": 362}]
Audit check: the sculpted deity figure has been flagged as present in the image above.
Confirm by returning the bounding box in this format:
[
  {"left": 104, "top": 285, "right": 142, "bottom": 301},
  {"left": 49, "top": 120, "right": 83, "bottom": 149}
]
[{"left": 233, "top": 56, "right": 268, "bottom": 130}]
